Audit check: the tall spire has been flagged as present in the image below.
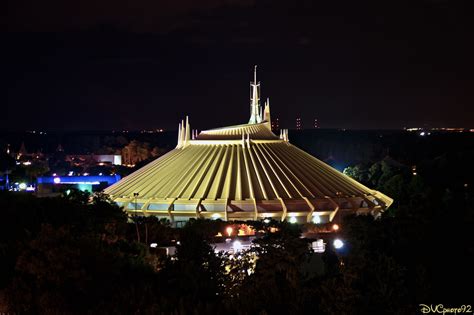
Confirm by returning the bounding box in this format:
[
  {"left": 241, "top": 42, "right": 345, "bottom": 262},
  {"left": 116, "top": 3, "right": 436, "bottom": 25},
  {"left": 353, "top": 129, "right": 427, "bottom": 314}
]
[
  {"left": 180, "top": 119, "right": 185, "bottom": 145},
  {"left": 185, "top": 116, "right": 191, "bottom": 143},
  {"left": 249, "top": 65, "right": 262, "bottom": 124},
  {"left": 263, "top": 97, "right": 271, "bottom": 125},
  {"left": 254, "top": 64, "right": 257, "bottom": 84},
  {"left": 176, "top": 116, "right": 192, "bottom": 148}
]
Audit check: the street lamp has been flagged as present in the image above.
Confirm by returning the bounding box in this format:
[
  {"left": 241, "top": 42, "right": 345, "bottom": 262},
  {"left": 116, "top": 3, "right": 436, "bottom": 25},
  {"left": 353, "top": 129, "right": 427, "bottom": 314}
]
[{"left": 333, "top": 239, "right": 344, "bottom": 249}]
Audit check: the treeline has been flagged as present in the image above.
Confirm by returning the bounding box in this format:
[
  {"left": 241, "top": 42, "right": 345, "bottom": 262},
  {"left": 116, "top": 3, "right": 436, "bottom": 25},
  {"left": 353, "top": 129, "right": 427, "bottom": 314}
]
[
  {"left": 3, "top": 129, "right": 474, "bottom": 164},
  {"left": 0, "top": 147, "right": 473, "bottom": 314},
  {"left": 0, "top": 131, "right": 177, "bottom": 155},
  {"left": 1, "top": 183, "right": 473, "bottom": 313}
]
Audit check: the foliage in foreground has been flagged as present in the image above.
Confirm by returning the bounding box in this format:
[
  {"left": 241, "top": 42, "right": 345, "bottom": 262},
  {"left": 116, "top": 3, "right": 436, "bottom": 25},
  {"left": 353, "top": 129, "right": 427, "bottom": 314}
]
[{"left": 0, "top": 153, "right": 473, "bottom": 315}]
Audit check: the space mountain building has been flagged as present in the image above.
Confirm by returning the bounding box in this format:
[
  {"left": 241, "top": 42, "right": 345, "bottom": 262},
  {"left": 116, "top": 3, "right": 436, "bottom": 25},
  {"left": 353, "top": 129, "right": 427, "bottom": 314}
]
[{"left": 104, "top": 68, "right": 393, "bottom": 225}]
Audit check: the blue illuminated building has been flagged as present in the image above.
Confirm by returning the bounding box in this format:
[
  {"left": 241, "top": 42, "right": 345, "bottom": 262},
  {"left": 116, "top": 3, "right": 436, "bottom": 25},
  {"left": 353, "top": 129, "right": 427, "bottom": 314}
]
[{"left": 36, "top": 175, "right": 121, "bottom": 195}]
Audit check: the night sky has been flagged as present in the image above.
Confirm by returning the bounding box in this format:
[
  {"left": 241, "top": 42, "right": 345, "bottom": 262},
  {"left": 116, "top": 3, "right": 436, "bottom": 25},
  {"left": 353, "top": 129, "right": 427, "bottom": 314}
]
[{"left": 4, "top": 0, "right": 474, "bottom": 131}]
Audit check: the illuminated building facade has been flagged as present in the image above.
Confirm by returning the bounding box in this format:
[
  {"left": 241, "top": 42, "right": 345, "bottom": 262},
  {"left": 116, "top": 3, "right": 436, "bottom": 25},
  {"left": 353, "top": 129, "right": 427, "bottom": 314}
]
[
  {"left": 37, "top": 175, "right": 120, "bottom": 195},
  {"left": 105, "top": 68, "right": 392, "bottom": 225}
]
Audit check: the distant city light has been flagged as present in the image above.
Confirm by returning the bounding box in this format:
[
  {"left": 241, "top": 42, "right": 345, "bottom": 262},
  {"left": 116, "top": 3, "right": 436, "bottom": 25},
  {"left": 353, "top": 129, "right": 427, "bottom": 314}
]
[
  {"left": 289, "top": 216, "right": 297, "bottom": 224},
  {"left": 333, "top": 239, "right": 344, "bottom": 249},
  {"left": 150, "top": 243, "right": 158, "bottom": 248},
  {"left": 53, "top": 177, "right": 61, "bottom": 184},
  {"left": 419, "top": 132, "right": 426, "bottom": 136},
  {"left": 226, "top": 226, "right": 233, "bottom": 237},
  {"left": 332, "top": 224, "right": 340, "bottom": 231},
  {"left": 296, "top": 117, "right": 302, "bottom": 130},
  {"left": 18, "top": 183, "right": 27, "bottom": 190},
  {"left": 312, "top": 214, "right": 321, "bottom": 224},
  {"left": 313, "top": 118, "right": 319, "bottom": 129}
]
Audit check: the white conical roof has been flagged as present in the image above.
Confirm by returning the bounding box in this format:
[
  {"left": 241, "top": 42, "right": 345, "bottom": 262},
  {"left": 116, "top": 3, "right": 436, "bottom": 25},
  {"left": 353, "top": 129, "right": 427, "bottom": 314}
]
[{"left": 104, "top": 69, "right": 392, "bottom": 224}]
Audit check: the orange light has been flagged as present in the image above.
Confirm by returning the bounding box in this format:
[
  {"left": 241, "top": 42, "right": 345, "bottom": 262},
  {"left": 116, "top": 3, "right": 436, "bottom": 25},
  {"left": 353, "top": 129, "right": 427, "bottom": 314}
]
[
  {"left": 226, "top": 226, "right": 233, "bottom": 237},
  {"left": 332, "top": 224, "right": 340, "bottom": 231}
]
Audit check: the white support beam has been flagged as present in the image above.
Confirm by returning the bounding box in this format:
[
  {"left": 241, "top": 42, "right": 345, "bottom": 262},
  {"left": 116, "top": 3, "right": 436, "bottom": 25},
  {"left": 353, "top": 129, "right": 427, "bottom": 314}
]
[{"left": 278, "top": 197, "right": 288, "bottom": 221}]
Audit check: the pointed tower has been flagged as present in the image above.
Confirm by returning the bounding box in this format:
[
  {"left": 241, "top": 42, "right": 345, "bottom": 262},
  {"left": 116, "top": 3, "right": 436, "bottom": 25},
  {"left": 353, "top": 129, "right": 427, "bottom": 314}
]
[
  {"left": 176, "top": 117, "right": 192, "bottom": 148},
  {"left": 263, "top": 98, "right": 271, "bottom": 125},
  {"left": 248, "top": 65, "right": 262, "bottom": 124},
  {"left": 180, "top": 119, "right": 185, "bottom": 145},
  {"left": 185, "top": 116, "right": 191, "bottom": 143}
]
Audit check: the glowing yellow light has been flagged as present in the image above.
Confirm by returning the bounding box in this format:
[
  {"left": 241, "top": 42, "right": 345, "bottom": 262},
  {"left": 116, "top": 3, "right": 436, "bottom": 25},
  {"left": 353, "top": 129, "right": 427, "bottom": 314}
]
[
  {"left": 332, "top": 224, "right": 340, "bottom": 231},
  {"left": 226, "top": 226, "right": 233, "bottom": 237}
]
